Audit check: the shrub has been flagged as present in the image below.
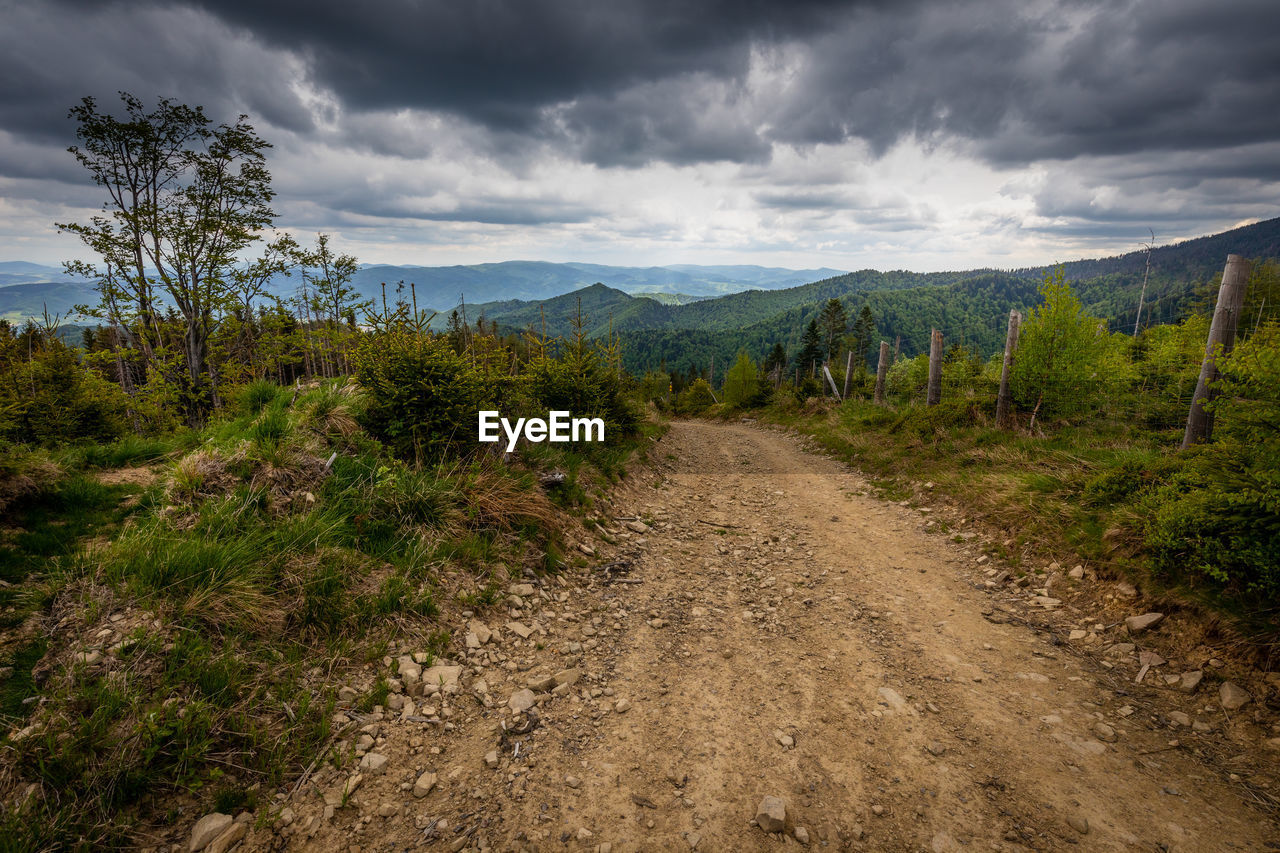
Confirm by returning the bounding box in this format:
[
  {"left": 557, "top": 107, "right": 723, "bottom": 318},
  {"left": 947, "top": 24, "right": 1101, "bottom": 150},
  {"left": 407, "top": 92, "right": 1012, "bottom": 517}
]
[
  {"left": 886, "top": 353, "right": 929, "bottom": 400},
  {"left": 352, "top": 329, "right": 489, "bottom": 461},
  {"left": 1010, "top": 269, "right": 1115, "bottom": 423},
  {"left": 524, "top": 347, "right": 637, "bottom": 445},
  {"left": 0, "top": 331, "right": 129, "bottom": 445},
  {"left": 1143, "top": 323, "right": 1280, "bottom": 597},
  {"left": 721, "top": 352, "right": 759, "bottom": 408},
  {"left": 674, "top": 379, "right": 716, "bottom": 415}
]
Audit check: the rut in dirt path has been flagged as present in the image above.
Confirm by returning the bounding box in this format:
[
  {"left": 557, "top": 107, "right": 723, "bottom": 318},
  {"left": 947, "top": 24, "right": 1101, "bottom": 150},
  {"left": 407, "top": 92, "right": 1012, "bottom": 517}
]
[{"left": 266, "top": 420, "right": 1276, "bottom": 853}]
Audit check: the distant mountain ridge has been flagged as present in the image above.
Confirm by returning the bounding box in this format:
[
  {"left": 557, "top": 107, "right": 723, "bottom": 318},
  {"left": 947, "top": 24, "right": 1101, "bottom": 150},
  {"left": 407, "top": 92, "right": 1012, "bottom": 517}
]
[
  {"left": 4, "top": 216, "right": 1278, "bottom": 364},
  {"left": 0, "top": 260, "right": 846, "bottom": 323},
  {"left": 447, "top": 217, "right": 1280, "bottom": 374}
]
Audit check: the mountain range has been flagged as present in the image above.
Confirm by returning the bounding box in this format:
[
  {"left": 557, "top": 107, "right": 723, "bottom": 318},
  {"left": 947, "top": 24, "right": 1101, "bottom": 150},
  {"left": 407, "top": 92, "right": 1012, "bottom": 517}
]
[
  {"left": 0, "top": 260, "right": 844, "bottom": 324},
  {"left": 443, "top": 217, "right": 1280, "bottom": 373},
  {"left": 4, "top": 216, "right": 1278, "bottom": 375}
]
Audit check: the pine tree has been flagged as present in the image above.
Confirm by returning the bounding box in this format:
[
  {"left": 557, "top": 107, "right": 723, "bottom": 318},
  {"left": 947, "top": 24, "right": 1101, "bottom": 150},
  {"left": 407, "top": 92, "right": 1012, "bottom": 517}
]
[
  {"left": 764, "top": 342, "right": 788, "bottom": 375},
  {"left": 851, "top": 305, "right": 876, "bottom": 365},
  {"left": 797, "top": 319, "right": 823, "bottom": 375},
  {"left": 818, "top": 298, "right": 848, "bottom": 362}
]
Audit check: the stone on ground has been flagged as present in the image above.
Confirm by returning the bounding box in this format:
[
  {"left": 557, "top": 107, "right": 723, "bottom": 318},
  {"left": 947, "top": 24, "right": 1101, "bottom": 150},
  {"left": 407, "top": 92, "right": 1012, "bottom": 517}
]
[
  {"left": 204, "top": 823, "right": 247, "bottom": 853},
  {"left": 189, "top": 813, "right": 233, "bottom": 852},
  {"left": 755, "top": 795, "right": 787, "bottom": 833},
  {"left": 508, "top": 688, "right": 537, "bottom": 713},
  {"left": 413, "top": 771, "right": 437, "bottom": 798},
  {"left": 1219, "top": 681, "right": 1251, "bottom": 710},
  {"left": 1124, "top": 612, "right": 1164, "bottom": 634}
]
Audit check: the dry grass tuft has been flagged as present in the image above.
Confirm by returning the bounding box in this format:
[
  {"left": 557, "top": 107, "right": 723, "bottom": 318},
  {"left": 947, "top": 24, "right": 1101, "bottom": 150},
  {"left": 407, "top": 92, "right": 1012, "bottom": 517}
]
[
  {"left": 249, "top": 452, "right": 329, "bottom": 514},
  {"left": 0, "top": 452, "right": 62, "bottom": 514},
  {"left": 461, "top": 466, "right": 561, "bottom": 533},
  {"left": 166, "top": 449, "right": 239, "bottom": 507}
]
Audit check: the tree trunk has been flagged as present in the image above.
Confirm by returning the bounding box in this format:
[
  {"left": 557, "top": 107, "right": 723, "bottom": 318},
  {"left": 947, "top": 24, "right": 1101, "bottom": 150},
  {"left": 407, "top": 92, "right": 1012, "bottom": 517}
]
[
  {"left": 1182, "top": 254, "right": 1250, "bottom": 449},
  {"left": 874, "top": 341, "right": 890, "bottom": 404},
  {"left": 926, "top": 329, "right": 943, "bottom": 406},
  {"left": 996, "top": 309, "right": 1021, "bottom": 428}
]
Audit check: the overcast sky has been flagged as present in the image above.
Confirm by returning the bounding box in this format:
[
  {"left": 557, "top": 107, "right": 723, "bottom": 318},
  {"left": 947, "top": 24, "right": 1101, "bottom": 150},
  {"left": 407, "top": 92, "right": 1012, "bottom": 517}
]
[{"left": 2, "top": 0, "right": 1278, "bottom": 271}]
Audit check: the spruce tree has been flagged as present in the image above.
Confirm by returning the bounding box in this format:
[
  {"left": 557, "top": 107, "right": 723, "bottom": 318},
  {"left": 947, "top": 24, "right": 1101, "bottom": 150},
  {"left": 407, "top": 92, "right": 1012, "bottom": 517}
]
[
  {"left": 797, "top": 319, "right": 824, "bottom": 375},
  {"left": 818, "top": 298, "right": 848, "bottom": 361}
]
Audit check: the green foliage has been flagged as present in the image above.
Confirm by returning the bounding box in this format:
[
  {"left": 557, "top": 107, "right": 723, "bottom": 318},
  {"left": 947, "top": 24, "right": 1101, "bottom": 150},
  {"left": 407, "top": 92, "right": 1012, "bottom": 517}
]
[
  {"left": 636, "top": 370, "right": 672, "bottom": 410},
  {"left": 62, "top": 93, "right": 284, "bottom": 421},
  {"left": 353, "top": 328, "right": 489, "bottom": 461},
  {"left": 850, "top": 305, "right": 876, "bottom": 366},
  {"left": 674, "top": 378, "right": 716, "bottom": 415},
  {"left": 721, "top": 351, "right": 759, "bottom": 408},
  {"left": 796, "top": 318, "right": 823, "bottom": 374},
  {"left": 524, "top": 342, "right": 637, "bottom": 446},
  {"left": 1144, "top": 323, "right": 1280, "bottom": 597},
  {"left": 818, "top": 298, "right": 847, "bottom": 362},
  {"left": 1010, "top": 269, "right": 1114, "bottom": 422},
  {"left": 237, "top": 378, "right": 287, "bottom": 415},
  {"left": 886, "top": 353, "right": 929, "bottom": 400},
  {"left": 0, "top": 324, "right": 130, "bottom": 445}
]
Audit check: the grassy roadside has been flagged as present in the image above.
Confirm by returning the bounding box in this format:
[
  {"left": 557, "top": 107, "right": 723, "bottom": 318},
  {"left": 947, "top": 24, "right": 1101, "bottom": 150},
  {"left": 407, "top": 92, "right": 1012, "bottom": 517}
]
[
  {"left": 0, "top": 380, "right": 662, "bottom": 850},
  {"left": 742, "top": 396, "right": 1278, "bottom": 656}
]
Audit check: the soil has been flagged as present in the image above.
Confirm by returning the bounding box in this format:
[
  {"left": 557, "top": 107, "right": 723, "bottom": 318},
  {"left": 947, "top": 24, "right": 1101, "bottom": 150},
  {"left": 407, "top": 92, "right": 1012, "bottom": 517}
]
[{"left": 257, "top": 420, "right": 1279, "bottom": 852}]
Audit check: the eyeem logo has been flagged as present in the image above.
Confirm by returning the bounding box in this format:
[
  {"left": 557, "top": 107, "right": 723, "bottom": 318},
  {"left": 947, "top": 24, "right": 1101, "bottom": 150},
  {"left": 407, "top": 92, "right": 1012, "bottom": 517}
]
[{"left": 478, "top": 411, "right": 605, "bottom": 453}]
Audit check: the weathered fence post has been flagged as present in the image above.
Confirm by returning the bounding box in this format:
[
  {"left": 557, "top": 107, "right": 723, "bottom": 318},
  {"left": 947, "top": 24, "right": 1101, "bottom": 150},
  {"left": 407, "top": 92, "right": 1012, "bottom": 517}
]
[
  {"left": 874, "top": 341, "right": 890, "bottom": 404},
  {"left": 822, "top": 363, "right": 842, "bottom": 400},
  {"left": 1182, "top": 254, "right": 1250, "bottom": 449},
  {"left": 842, "top": 350, "right": 855, "bottom": 400},
  {"left": 995, "top": 309, "right": 1021, "bottom": 428},
  {"left": 926, "top": 329, "right": 943, "bottom": 406}
]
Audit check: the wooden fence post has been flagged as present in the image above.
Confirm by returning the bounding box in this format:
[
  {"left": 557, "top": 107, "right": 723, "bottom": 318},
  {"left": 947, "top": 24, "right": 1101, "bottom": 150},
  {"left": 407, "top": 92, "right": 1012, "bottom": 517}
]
[
  {"left": 822, "top": 364, "right": 842, "bottom": 400},
  {"left": 842, "top": 350, "right": 854, "bottom": 400},
  {"left": 926, "top": 328, "right": 943, "bottom": 406},
  {"left": 874, "top": 341, "right": 890, "bottom": 404},
  {"left": 1182, "top": 254, "right": 1250, "bottom": 449},
  {"left": 995, "top": 309, "right": 1021, "bottom": 428}
]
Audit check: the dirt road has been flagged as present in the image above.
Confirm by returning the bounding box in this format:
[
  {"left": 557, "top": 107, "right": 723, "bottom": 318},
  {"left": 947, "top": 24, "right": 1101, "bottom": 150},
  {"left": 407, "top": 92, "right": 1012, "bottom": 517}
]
[{"left": 274, "top": 420, "right": 1276, "bottom": 852}]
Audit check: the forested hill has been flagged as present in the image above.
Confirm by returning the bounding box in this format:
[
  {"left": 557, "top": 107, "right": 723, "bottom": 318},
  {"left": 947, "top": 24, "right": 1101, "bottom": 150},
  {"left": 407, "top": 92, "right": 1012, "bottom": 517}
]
[
  {"left": 441, "top": 269, "right": 976, "bottom": 337},
  {"left": 616, "top": 272, "right": 1043, "bottom": 375},
  {"left": 1025, "top": 216, "right": 1280, "bottom": 283},
  {"left": 465, "top": 217, "right": 1280, "bottom": 375}
]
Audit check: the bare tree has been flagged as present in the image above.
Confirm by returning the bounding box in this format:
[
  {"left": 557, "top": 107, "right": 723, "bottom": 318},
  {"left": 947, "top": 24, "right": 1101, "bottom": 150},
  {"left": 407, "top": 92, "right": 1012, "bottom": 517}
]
[{"left": 1133, "top": 228, "right": 1156, "bottom": 336}]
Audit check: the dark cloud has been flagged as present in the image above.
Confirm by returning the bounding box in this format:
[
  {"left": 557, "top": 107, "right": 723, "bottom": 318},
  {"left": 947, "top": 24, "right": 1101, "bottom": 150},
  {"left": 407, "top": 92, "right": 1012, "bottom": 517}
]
[
  {"left": 0, "top": 3, "right": 315, "bottom": 154},
  {"left": 170, "top": 0, "right": 854, "bottom": 128},
  {"left": 8, "top": 0, "right": 1280, "bottom": 171},
  {"left": 767, "top": 0, "right": 1280, "bottom": 165},
  {"left": 2, "top": 0, "right": 1279, "bottom": 250}
]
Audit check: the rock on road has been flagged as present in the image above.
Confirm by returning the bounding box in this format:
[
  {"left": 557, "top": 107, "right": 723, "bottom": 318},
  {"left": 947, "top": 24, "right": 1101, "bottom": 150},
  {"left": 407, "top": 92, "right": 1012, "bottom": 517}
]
[{"left": 271, "top": 420, "right": 1275, "bottom": 853}]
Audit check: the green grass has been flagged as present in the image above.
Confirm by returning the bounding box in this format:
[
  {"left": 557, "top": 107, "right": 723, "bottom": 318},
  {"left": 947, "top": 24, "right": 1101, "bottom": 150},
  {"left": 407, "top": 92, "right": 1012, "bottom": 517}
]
[
  {"left": 56, "top": 433, "right": 191, "bottom": 470},
  {"left": 0, "top": 638, "right": 47, "bottom": 721},
  {"left": 0, "top": 378, "right": 663, "bottom": 848}
]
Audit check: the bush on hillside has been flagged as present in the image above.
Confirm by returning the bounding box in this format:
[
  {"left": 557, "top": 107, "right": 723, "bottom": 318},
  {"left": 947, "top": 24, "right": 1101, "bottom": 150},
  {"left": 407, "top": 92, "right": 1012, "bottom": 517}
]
[
  {"left": 352, "top": 329, "right": 489, "bottom": 461},
  {"left": 1143, "top": 323, "right": 1280, "bottom": 597},
  {"left": 721, "top": 352, "right": 759, "bottom": 408},
  {"left": 674, "top": 378, "right": 716, "bottom": 415}
]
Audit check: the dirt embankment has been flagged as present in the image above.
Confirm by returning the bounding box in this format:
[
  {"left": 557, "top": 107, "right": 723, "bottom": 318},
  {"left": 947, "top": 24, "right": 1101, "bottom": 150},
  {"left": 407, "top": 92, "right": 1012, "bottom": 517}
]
[{"left": 238, "top": 420, "right": 1277, "bottom": 853}]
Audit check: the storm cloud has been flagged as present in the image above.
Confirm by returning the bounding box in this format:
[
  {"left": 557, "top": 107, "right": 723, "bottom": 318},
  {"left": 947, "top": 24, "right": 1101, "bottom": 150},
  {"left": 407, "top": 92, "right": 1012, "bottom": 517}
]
[{"left": 1, "top": 0, "right": 1278, "bottom": 267}]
